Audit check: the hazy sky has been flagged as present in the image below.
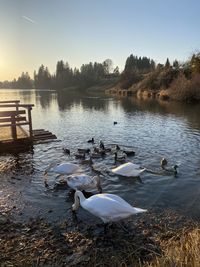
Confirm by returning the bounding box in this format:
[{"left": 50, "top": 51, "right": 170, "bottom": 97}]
[{"left": 1, "top": 0, "right": 200, "bottom": 80}]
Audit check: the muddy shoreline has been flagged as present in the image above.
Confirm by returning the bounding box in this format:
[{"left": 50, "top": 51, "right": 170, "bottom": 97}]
[{"left": 0, "top": 209, "right": 198, "bottom": 267}]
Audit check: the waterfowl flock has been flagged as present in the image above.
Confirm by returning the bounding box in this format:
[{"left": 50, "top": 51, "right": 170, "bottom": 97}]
[{"left": 45, "top": 138, "right": 179, "bottom": 226}]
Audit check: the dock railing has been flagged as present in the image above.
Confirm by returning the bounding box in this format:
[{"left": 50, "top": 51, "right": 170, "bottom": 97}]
[{"left": 0, "top": 100, "right": 34, "bottom": 141}]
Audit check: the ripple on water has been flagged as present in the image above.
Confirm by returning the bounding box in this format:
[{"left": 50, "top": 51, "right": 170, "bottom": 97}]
[{"left": 0, "top": 90, "right": 200, "bottom": 222}]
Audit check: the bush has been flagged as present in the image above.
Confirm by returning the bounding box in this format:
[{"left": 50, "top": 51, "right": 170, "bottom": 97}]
[{"left": 169, "top": 73, "right": 200, "bottom": 102}]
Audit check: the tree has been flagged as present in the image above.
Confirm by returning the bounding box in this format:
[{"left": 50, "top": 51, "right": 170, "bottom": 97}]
[
  {"left": 34, "top": 65, "right": 51, "bottom": 89},
  {"left": 165, "top": 58, "right": 170, "bottom": 69},
  {"left": 17, "top": 72, "right": 33, "bottom": 89},
  {"left": 103, "top": 59, "right": 113, "bottom": 75},
  {"left": 173, "top": 60, "right": 179, "bottom": 69},
  {"left": 190, "top": 53, "right": 200, "bottom": 74},
  {"left": 113, "top": 66, "right": 120, "bottom": 76}
]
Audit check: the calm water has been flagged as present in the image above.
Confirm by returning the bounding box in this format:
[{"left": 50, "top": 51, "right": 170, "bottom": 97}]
[{"left": 0, "top": 89, "right": 200, "bottom": 223}]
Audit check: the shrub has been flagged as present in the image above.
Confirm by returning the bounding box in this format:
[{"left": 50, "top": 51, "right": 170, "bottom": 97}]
[{"left": 169, "top": 73, "right": 200, "bottom": 102}]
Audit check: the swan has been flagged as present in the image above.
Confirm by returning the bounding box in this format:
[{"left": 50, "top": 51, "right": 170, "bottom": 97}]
[
  {"left": 67, "top": 174, "right": 102, "bottom": 193},
  {"left": 72, "top": 190, "right": 147, "bottom": 223},
  {"left": 44, "top": 162, "right": 82, "bottom": 176},
  {"left": 111, "top": 162, "right": 145, "bottom": 177}
]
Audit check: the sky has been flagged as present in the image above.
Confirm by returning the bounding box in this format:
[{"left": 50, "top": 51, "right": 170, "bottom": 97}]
[{"left": 0, "top": 0, "right": 200, "bottom": 81}]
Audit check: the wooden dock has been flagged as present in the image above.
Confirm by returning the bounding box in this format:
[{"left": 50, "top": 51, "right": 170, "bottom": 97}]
[{"left": 0, "top": 100, "right": 57, "bottom": 153}]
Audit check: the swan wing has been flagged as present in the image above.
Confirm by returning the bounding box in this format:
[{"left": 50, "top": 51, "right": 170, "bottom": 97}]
[
  {"left": 54, "top": 163, "right": 81, "bottom": 174},
  {"left": 67, "top": 174, "right": 96, "bottom": 190},
  {"left": 82, "top": 194, "right": 146, "bottom": 223},
  {"left": 112, "top": 162, "right": 144, "bottom": 177}
]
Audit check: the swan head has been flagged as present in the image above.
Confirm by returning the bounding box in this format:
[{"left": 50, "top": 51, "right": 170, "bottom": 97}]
[{"left": 72, "top": 190, "right": 82, "bottom": 211}]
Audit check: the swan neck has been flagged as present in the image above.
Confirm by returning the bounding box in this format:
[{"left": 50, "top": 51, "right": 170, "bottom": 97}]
[
  {"left": 73, "top": 191, "right": 85, "bottom": 210},
  {"left": 75, "top": 190, "right": 85, "bottom": 204}
]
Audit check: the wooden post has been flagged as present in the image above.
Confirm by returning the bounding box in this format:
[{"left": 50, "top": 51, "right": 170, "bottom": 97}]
[
  {"left": 27, "top": 107, "right": 33, "bottom": 138},
  {"left": 15, "top": 101, "right": 19, "bottom": 112},
  {"left": 11, "top": 114, "right": 17, "bottom": 140}
]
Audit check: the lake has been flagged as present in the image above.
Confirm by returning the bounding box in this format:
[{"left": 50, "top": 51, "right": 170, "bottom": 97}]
[{"left": 0, "top": 89, "right": 200, "bottom": 224}]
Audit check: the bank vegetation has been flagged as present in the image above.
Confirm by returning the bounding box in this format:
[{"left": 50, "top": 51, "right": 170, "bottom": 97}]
[{"left": 108, "top": 53, "right": 200, "bottom": 103}]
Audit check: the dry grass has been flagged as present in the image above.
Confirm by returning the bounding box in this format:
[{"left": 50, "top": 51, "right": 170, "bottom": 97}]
[
  {"left": 167, "top": 73, "right": 200, "bottom": 102},
  {"left": 1, "top": 211, "right": 200, "bottom": 267},
  {"left": 145, "top": 227, "right": 200, "bottom": 267}
]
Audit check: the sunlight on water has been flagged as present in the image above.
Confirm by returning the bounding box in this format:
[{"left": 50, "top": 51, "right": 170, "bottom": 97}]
[{"left": 1, "top": 89, "right": 200, "bottom": 222}]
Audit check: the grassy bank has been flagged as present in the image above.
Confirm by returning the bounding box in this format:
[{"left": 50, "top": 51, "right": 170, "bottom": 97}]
[
  {"left": 1, "top": 210, "right": 200, "bottom": 266},
  {"left": 110, "top": 53, "right": 200, "bottom": 103}
]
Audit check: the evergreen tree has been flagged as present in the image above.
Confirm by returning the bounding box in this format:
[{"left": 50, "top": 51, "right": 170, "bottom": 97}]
[{"left": 165, "top": 58, "right": 170, "bottom": 69}]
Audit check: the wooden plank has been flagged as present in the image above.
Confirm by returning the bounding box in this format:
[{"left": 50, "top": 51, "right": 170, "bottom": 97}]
[
  {"left": 0, "top": 122, "right": 30, "bottom": 127},
  {"left": 0, "top": 100, "right": 20, "bottom": 104},
  {"left": 32, "top": 129, "right": 45, "bottom": 133},
  {"left": 33, "top": 134, "right": 57, "bottom": 140},
  {"left": 0, "top": 117, "right": 26, "bottom": 123},
  {"left": 27, "top": 107, "right": 33, "bottom": 137},
  {"left": 0, "top": 110, "right": 26, "bottom": 117},
  {"left": 11, "top": 115, "right": 17, "bottom": 140},
  {"left": 33, "top": 131, "right": 52, "bottom": 136},
  {"left": 0, "top": 104, "right": 34, "bottom": 108}
]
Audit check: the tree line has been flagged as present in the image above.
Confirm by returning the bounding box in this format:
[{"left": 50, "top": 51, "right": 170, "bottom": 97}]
[
  {"left": 0, "top": 59, "right": 119, "bottom": 90},
  {"left": 1, "top": 52, "right": 200, "bottom": 90}
]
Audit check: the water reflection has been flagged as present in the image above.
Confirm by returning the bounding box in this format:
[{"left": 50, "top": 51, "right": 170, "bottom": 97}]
[{"left": 57, "top": 90, "right": 110, "bottom": 111}]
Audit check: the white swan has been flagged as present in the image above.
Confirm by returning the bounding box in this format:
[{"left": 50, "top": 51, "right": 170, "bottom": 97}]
[
  {"left": 111, "top": 162, "right": 145, "bottom": 177},
  {"left": 72, "top": 190, "right": 147, "bottom": 223},
  {"left": 66, "top": 174, "right": 102, "bottom": 192},
  {"left": 44, "top": 162, "right": 82, "bottom": 176}
]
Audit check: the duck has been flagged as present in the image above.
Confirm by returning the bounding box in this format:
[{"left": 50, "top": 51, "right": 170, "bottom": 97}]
[
  {"left": 75, "top": 153, "right": 86, "bottom": 159},
  {"left": 113, "top": 121, "right": 118, "bottom": 125},
  {"left": 123, "top": 150, "right": 135, "bottom": 156},
  {"left": 115, "top": 144, "right": 121, "bottom": 151},
  {"left": 81, "top": 156, "right": 93, "bottom": 165},
  {"left": 99, "top": 140, "right": 105, "bottom": 150},
  {"left": 111, "top": 162, "right": 146, "bottom": 177},
  {"left": 44, "top": 162, "right": 82, "bottom": 176},
  {"left": 77, "top": 148, "right": 90, "bottom": 154},
  {"left": 63, "top": 148, "right": 70, "bottom": 155},
  {"left": 163, "top": 164, "right": 179, "bottom": 176},
  {"left": 72, "top": 190, "right": 147, "bottom": 223},
  {"left": 67, "top": 175, "right": 102, "bottom": 193},
  {"left": 87, "top": 138, "right": 94, "bottom": 143},
  {"left": 114, "top": 152, "right": 126, "bottom": 163},
  {"left": 91, "top": 150, "right": 105, "bottom": 158},
  {"left": 160, "top": 158, "right": 168, "bottom": 169},
  {"left": 105, "top": 147, "right": 112, "bottom": 152}
]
